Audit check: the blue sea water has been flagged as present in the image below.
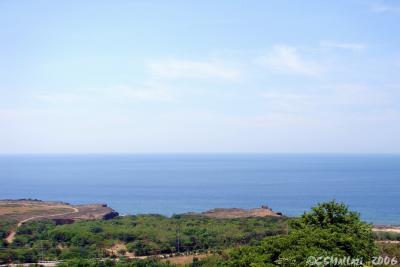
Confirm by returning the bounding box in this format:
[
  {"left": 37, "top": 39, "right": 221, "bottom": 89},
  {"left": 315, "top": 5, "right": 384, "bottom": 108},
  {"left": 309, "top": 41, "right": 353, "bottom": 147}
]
[{"left": 0, "top": 154, "right": 399, "bottom": 225}]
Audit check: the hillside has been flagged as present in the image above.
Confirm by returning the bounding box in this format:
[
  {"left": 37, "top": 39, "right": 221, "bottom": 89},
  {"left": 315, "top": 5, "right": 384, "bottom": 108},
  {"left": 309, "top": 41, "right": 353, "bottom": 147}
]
[
  {"left": 0, "top": 199, "right": 118, "bottom": 223},
  {"left": 198, "top": 205, "right": 283, "bottom": 218}
]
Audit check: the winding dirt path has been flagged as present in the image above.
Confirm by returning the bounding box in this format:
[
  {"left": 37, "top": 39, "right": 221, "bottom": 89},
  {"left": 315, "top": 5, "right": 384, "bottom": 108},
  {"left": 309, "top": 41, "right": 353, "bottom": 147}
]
[{"left": 5, "top": 207, "right": 79, "bottom": 244}]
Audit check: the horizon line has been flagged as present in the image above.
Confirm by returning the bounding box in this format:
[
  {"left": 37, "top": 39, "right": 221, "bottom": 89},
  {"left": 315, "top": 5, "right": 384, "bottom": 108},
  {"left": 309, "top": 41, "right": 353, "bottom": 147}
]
[{"left": 1, "top": 152, "right": 400, "bottom": 156}]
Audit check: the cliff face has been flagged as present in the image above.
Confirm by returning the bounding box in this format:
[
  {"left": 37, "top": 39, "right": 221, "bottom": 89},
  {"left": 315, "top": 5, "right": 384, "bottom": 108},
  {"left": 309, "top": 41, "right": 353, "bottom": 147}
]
[{"left": 102, "top": 210, "right": 119, "bottom": 220}]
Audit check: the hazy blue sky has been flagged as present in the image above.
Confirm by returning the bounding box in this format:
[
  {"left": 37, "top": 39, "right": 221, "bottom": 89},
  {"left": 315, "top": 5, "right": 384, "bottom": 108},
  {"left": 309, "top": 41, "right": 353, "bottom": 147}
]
[{"left": 1, "top": 0, "right": 400, "bottom": 153}]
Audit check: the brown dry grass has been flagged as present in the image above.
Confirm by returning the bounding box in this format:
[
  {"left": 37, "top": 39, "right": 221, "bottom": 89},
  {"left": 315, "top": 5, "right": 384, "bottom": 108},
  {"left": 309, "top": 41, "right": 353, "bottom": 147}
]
[
  {"left": 0, "top": 200, "right": 116, "bottom": 222},
  {"left": 200, "top": 207, "right": 281, "bottom": 219},
  {"left": 106, "top": 243, "right": 135, "bottom": 258},
  {"left": 162, "top": 254, "right": 209, "bottom": 266},
  {"left": 0, "top": 201, "right": 74, "bottom": 221}
]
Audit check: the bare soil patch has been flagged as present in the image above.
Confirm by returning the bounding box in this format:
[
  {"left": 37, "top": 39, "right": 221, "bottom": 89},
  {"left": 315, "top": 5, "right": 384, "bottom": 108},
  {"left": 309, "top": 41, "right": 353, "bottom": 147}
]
[
  {"left": 162, "top": 253, "right": 209, "bottom": 265},
  {"left": 190, "top": 206, "right": 282, "bottom": 219},
  {"left": 373, "top": 226, "right": 400, "bottom": 233},
  {"left": 0, "top": 199, "right": 118, "bottom": 222}
]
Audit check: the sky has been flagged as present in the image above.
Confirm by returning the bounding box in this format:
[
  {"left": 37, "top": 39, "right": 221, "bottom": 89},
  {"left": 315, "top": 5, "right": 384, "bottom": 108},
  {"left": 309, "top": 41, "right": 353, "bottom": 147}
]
[{"left": 1, "top": 0, "right": 400, "bottom": 154}]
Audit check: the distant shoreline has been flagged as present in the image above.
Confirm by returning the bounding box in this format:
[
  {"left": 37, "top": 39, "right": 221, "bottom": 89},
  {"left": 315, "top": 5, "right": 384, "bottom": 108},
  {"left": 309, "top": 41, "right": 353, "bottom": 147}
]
[
  {"left": 2, "top": 198, "right": 399, "bottom": 229},
  {"left": 0, "top": 198, "right": 282, "bottom": 220}
]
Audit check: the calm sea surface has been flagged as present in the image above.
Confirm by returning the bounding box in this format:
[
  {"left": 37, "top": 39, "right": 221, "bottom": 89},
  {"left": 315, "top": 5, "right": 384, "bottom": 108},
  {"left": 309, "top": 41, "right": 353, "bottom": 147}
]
[{"left": 0, "top": 154, "right": 399, "bottom": 224}]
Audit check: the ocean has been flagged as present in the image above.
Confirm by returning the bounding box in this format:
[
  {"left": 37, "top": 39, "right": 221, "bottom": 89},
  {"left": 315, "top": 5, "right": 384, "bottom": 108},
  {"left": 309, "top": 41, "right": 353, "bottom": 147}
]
[{"left": 0, "top": 154, "right": 399, "bottom": 225}]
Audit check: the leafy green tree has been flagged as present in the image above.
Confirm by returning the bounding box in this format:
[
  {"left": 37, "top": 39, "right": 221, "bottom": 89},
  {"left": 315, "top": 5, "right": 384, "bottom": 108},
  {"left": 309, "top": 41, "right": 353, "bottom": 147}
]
[{"left": 225, "top": 201, "right": 377, "bottom": 267}]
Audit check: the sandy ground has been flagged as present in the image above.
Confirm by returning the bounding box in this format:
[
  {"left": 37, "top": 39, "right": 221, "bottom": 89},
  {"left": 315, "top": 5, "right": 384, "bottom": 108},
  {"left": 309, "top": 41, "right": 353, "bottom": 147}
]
[
  {"left": 376, "top": 240, "right": 400, "bottom": 244},
  {"left": 373, "top": 226, "right": 400, "bottom": 233},
  {"left": 161, "top": 254, "right": 210, "bottom": 265}
]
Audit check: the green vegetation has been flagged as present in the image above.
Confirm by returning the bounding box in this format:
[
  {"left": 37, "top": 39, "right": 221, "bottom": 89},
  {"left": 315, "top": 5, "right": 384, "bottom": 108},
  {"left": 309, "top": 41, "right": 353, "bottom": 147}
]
[
  {"left": 374, "top": 231, "right": 400, "bottom": 241},
  {"left": 378, "top": 242, "right": 400, "bottom": 259},
  {"left": 220, "top": 201, "right": 377, "bottom": 266},
  {"left": 0, "top": 201, "right": 388, "bottom": 266},
  {"left": 0, "top": 214, "right": 287, "bottom": 264},
  {"left": 57, "top": 258, "right": 175, "bottom": 267},
  {"left": 0, "top": 220, "right": 14, "bottom": 248}
]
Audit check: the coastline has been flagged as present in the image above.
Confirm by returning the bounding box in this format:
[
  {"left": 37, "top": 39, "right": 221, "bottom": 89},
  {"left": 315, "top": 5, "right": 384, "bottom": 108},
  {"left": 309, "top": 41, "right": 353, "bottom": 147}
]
[{"left": 2, "top": 198, "right": 399, "bottom": 228}]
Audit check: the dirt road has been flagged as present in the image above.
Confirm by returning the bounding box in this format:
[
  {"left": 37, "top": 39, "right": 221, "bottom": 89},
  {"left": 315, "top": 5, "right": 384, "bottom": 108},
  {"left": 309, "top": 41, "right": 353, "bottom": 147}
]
[{"left": 5, "top": 207, "right": 79, "bottom": 244}]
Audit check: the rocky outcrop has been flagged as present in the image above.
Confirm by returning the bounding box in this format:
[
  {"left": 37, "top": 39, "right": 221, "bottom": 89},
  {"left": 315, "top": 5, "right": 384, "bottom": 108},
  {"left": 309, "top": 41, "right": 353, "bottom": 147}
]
[
  {"left": 185, "top": 205, "right": 284, "bottom": 219},
  {"left": 103, "top": 210, "right": 119, "bottom": 220}
]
